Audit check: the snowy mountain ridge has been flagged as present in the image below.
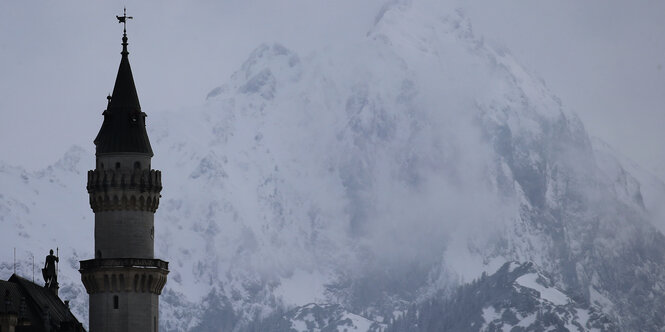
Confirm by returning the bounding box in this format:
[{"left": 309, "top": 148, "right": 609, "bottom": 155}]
[{"left": 2, "top": 1, "right": 665, "bottom": 331}]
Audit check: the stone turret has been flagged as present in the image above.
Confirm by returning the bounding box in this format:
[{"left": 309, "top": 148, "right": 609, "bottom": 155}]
[{"left": 80, "top": 10, "right": 168, "bottom": 332}]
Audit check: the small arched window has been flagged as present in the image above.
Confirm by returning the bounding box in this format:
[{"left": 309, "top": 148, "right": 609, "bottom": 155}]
[
  {"left": 113, "top": 295, "right": 119, "bottom": 309},
  {"left": 134, "top": 161, "right": 141, "bottom": 170},
  {"left": 115, "top": 162, "right": 121, "bottom": 169}
]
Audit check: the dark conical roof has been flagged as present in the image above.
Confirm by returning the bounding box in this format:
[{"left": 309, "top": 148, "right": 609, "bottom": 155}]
[{"left": 94, "top": 31, "right": 153, "bottom": 156}]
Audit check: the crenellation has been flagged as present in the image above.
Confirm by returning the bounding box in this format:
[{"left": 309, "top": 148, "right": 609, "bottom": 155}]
[
  {"left": 87, "top": 168, "right": 162, "bottom": 193},
  {"left": 87, "top": 169, "right": 161, "bottom": 212}
]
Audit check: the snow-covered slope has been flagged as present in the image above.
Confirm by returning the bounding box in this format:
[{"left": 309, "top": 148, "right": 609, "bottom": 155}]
[
  {"left": 2, "top": 1, "right": 665, "bottom": 331},
  {"left": 387, "top": 262, "right": 617, "bottom": 331},
  {"left": 251, "top": 261, "right": 617, "bottom": 331},
  {"left": 255, "top": 303, "right": 385, "bottom": 332}
]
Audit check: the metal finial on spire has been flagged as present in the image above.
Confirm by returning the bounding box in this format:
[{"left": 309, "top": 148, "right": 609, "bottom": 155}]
[
  {"left": 116, "top": 7, "right": 133, "bottom": 32},
  {"left": 116, "top": 7, "right": 133, "bottom": 56}
]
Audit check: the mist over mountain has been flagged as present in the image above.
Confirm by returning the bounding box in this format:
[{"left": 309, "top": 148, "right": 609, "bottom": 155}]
[{"left": 2, "top": 2, "right": 665, "bottom": 331}]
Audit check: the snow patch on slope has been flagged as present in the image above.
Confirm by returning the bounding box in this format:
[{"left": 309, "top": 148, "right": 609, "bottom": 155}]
[{"left": 515, "top": 272, "right": 569, "bottom": 306}]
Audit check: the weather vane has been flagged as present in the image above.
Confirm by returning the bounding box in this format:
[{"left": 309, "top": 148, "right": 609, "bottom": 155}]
[{"left": 116, "top": 7, "right": 133, "bottom": 32}]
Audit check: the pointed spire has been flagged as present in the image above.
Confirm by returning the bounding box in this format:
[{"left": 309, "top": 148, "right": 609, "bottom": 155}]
[
  {"left": 108, "top": 45, "right": 140, "bottom": 112},
  {"left": 94, "top": 9, "right": 153, "bottom": 156},
  {"left": 108, "top": 7, "right": 139, "bottom": 112}
]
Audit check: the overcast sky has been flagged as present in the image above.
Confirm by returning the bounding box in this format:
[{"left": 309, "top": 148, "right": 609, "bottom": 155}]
[{"left": 1, "top": 1, "right": 663, "bottom": 176}]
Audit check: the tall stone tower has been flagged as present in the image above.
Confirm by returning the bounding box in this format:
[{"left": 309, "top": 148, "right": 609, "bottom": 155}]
[{"left": 80, "top": 11, "right": 168, "bottom": 332}]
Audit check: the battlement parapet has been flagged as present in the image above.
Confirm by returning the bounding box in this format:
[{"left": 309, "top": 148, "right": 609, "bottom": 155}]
[
  {"left": 86, "top": 169, "right": 162, "bottom": 212},
  {"left": 87, "top": 169, "right": 162, "bottom": 193}
]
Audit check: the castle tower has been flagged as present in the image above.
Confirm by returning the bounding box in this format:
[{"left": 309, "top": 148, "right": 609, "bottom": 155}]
[{"left": 80, "top": 11, "right": 168, "bottom": 332}]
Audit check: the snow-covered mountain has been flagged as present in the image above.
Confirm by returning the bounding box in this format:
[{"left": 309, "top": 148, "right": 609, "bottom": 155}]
[{"left": 2, "top": 1, "right": 665, "bottom": 331}]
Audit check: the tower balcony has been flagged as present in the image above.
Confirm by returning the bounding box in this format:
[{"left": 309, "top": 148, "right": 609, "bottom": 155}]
[{"left": 79, "top": 258, "right": 169, "bottom": 295}]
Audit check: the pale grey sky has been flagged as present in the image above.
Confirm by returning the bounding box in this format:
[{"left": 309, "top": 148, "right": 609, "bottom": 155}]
[{"left": 1, "top": 1, "right": 663, "bottom": 176}]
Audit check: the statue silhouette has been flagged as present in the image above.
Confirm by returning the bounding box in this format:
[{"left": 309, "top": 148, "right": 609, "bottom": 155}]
[{"left": 42, "top": 249, "right": 58, "bottom": 288}]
